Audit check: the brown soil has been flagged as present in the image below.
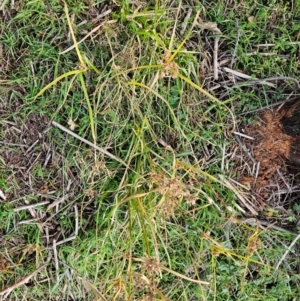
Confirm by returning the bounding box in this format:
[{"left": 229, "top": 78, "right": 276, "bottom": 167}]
[
  {"left": 240, "top": 101, "right": 300, "bottom": 194},
  {"left": 242, "top": 111, "right": 292, "bottom": 187}
]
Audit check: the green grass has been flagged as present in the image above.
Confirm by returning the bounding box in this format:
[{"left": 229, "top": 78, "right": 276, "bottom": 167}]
[{"left": 0, "top": 0, "right": 299, "bottom": 300}]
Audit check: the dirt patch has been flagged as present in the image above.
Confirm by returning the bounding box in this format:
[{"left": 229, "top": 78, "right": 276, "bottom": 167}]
[
  {"left": 238, "top": 101, "right": 300, "bottom": 215},
  {"left": 240, "top": 106, "right": 296, "bottom": 189}
]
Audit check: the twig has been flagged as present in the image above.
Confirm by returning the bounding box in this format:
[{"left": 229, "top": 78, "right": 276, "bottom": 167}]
[
  {"left": 180, "top": 8, "right": 192, "bottom": 35},
  {"left": 94, "top": 9, "right": 112, "bottom": 21},
  {"left": 78, "top": 9, "right": 112, "bottom": 27},
  {"left": 239, "top": 95, "right": 300, "bottom": 116},
  {"left": 18, "top": 219, "right": 39, "bottom": 225},
  {"left": 0, "top": 141, "right": 27, "bottom": 147},
  {"left": 213, "top": 36, "right": 219, "bottom": 80},
  {"left": 53, "top": 240, "right": 59, "bottom": 282},
  {"left": 45, "top": 226, "right": 50, "bottom": 246},
  {"left": 244, "top": 76, "right": 300, "bottom": 90},
  {"left": 235, "top": 134, "right": 257, "bottom": 164},
  {"left": 0, "top": 265, "right": 45, "bottom": 296},
  {"left": 255, "top": 42, "right": 300, "bottom": 47},
  {"left": 230, "top": 24, "right": 240, "bottom": 68},
  {"left": 276, "top": 233, "right": 300, "bottom": 270},
  {"left": 239, "top": 218, "right": 298, "bottom": 236},
  {"left": 223, "top": 67, "right": 276, "bottom": 87},
  {"left": 74, "top": 205, "right": 79, "bottom": 236},
  {"left": 13, "top": 201, "right": 50, "bottom": 212},
  {"left": 47, "top": 194, "right": 69, "bottom": 211},
  {"left": 0, "top": 189, "right": 6, "bottom": 200},
  {"left": 223, "top": 67, "right": 258, "bottom": 80},
  {"left": 277, "top": 169, "right": 292, "bottom": 193},
  {"left": 254, "top": 161, "right": 260, "bottom": 186},
  {"left": 233, "top": 131, "right": 254, "bottom": 140},
  {"left": 43, "top": 151, "right": 52, "bottom": 168},
  {"left": 66, "top": 179, "right": 72, "bottom": 192},
  {"left": 29, "top": 61, "right": 37, "bottom": 87},
  {"left": 52, "top": 121, "right": 128, "bottom": 167},
  {"left": 54, "top": 236, "right": 76, "bottom": 247},
  {"left": 221, "top": 143, "right": 225, "bottom": 171},
  {"left": 245, "top": 51, "right": 279, "bottom": 56}
]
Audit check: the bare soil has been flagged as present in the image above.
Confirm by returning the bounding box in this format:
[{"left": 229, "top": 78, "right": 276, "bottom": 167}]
[
  {"left": 241, "top": 107, "right": 296, "bottom": 189},
  {"left": 238, "top": 101, "right": 300, "bottom": 228}
]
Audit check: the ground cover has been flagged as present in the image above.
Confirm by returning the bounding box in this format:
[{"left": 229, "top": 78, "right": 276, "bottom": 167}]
[{"left": 0, "top": 0, "right": 299, "bottom": 300}]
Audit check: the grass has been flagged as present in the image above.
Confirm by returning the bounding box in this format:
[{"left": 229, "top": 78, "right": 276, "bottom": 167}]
[{"left": 0, "top": 0, "right": 300, "bottom": 300}]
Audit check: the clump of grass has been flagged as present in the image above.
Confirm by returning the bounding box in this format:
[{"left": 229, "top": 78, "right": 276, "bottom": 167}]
[{"left": 0, "top": 0, "right": 299, "bottom": 300}]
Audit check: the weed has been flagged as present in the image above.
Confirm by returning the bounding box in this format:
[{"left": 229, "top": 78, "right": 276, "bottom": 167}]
[{"left": 0, "top": 0, "right": 299, "bottom": 300}]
